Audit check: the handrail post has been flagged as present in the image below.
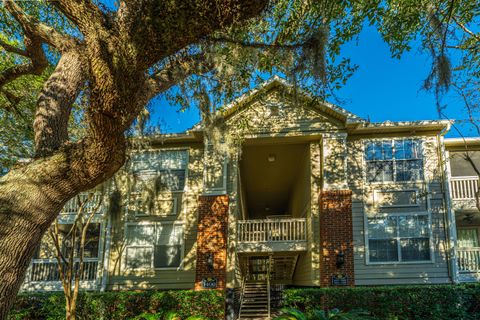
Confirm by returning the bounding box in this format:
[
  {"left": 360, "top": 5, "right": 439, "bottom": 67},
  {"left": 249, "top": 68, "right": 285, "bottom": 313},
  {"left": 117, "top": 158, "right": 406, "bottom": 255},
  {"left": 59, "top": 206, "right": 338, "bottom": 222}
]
[{"left": 267, "top": 255, "right": 272, "bottom": 319}]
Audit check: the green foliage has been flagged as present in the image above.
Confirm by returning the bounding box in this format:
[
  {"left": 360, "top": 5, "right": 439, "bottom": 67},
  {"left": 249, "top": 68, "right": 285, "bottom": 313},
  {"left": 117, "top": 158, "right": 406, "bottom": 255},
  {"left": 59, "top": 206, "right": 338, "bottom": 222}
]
[
  {"left": 275, "top": 307, "right": 370, "bottom": 320},
  {"left": 282, "top": 284, "right": 480, "bottom": 320},
  {"left": 9, "top": 290, "right": 223, "bottom": 320}
]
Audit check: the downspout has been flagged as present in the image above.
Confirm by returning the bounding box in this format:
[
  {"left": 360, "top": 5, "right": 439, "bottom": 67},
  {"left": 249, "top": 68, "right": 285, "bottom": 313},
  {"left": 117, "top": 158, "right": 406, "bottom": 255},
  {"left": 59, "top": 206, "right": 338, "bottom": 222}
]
[
  {"left": 101, "top": 210, "right": 112, "bottom": 291},
  {"left": 437, "top": 125, "right": 459, "bottom": 283}
]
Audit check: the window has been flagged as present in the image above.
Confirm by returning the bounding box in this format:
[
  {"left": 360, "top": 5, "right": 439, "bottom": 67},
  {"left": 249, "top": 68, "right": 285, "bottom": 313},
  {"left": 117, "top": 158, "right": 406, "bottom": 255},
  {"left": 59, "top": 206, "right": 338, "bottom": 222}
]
[
  {"left": 125, "top": 223, "right": 183, "bottom": 270},
  {"left": 457, "top": 229, "right": 479, "bottom": 248},
  {"left": 365, "top": 140, "right": 423, "bottom": 182},
  {"left": 129, "top": 192, "right": 177, "bottom": 217},
  {"left": 204, "top": 144, "right": 227, "bottom": 192},
  {"left": 130, "top": 150, "right": 188, "bottom": 192},
  {"left": 367, "top": 214, "right": 431, "bottom": 263}
]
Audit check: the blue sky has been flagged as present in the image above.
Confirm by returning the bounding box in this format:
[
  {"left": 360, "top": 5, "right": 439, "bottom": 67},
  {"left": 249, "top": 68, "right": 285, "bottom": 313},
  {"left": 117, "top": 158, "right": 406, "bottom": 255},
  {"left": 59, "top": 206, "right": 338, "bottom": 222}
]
[
  {"left": 141, "top": 24, "right": 470, "bottom": 137},
  {"left": 98, "top": 0, "right": 470, "bottom": 137}
]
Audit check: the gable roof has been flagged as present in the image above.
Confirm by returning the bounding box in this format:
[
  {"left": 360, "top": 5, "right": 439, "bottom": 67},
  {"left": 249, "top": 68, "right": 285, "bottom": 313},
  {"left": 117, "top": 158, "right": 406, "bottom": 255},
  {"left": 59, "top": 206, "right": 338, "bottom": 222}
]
[
  {"left": 190, "top": 76, "right": 366, "bottom": 131},
  {"left": 180, "top": 76, "right": 451, "bottom": 138}
]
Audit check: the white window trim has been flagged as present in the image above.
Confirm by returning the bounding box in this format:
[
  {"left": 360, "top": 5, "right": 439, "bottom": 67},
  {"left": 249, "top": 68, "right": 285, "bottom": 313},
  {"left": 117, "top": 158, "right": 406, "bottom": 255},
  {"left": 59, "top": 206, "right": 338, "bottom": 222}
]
[
  {"left": 129, "top": 148, "right": 190, "bottom": 193},
  {"left": 373, "top": 188, "right": 421, "bottom": 208},
  {"left": 203, "top": 150, "right": 228, "bottom": 195},
  {"left": 364, "top": 212, "right": 434, "bottom": 265},
  {"left": 123, "top": 221, "right": 185, "bottom": 271},
  {"left": 363, "top": 139, "right": 426, "bottom": 185},
  {"left": 131, "top": 195, "right": 178, "bottom": 217}
]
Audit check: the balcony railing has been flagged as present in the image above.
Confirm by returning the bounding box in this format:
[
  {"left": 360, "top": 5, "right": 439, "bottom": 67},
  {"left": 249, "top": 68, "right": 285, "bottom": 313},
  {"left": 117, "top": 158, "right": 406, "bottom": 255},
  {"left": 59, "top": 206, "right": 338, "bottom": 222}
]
[
  {"left": 237, "top": 218, "right": 307, "bottom": 243},
  {"left": 61, "top": 193, "right": 103, "bottom": 214},
  {"left": 450, "top": 176, "right": 479, "bottom": 200},
  {"left": 457, "top": 248, "right": 480, "bottom": 273},
  {"left": 29, "top": 258, "right": 99, "bottom": 282}
]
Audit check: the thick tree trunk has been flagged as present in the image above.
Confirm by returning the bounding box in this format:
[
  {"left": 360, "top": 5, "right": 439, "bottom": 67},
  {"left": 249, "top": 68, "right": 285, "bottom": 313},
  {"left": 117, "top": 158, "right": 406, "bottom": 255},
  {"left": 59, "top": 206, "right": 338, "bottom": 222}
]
[
  {"left": 0, "top": 135, "right": 125, "bottom": 319},
  {"left": 0, "top": 161, "right": 69, "bottom": 318},
  {"left": 0, "top": 2, "right": 269, "bottom": 318}
]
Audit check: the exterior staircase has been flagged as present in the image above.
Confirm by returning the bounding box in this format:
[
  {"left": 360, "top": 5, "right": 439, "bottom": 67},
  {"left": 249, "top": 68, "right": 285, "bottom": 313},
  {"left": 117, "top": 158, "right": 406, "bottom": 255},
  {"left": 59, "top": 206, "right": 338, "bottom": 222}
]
[
  {"left": 238, "top": 281, "right": 270, "bottom": 319},
  {"left": 238, "top": 255, "right": 299, "bottom": 319},
  {"left": 270, "top": 256, "right": 298, "bottom": 281}
]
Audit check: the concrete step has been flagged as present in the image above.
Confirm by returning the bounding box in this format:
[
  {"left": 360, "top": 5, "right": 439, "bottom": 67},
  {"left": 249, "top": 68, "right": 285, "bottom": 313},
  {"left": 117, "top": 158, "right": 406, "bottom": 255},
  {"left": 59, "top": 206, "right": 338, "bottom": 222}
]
[{"left": 241, "top": 308, "right": 268, "bottom": 312}]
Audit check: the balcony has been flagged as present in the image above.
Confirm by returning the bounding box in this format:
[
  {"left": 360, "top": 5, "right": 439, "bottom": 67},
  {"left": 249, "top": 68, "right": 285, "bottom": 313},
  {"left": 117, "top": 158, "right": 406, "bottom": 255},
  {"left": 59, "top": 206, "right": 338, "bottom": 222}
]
[
  {"left": 61, "top": 193, "right": 103, "bottom": 215},
  {"left": 449, "top": 176, "right": 479, "bottom": 211},
  {"left": 23, "top": 259, "right": 100, "bottom": 291},
  {"left": 237, "top": 218, "right": 307, "bottom": 253},
  {"left": 457, "top": 248, "right": 480, "bottom": 282}
]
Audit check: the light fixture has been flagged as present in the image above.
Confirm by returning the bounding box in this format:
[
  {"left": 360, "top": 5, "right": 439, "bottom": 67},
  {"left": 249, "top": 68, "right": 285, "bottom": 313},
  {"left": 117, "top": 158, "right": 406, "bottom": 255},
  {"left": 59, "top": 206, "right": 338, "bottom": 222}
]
[
  {"left": 336, "top": 252, "right": 345, "bottom": 269},
  {"left": 267, "top": 154, "right": 276, "bottom": 162},
  {"left": 463, "top": 213, "right": 474, "bottom": 223}
]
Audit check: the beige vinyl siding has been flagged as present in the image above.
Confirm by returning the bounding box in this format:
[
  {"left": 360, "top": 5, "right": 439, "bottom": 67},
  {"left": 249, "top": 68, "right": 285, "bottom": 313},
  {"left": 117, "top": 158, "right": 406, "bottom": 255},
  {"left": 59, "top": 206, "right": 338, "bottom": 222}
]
[
  {"left": 293, "top": 142, "right": 322, "bottom": 286},
  {"left": 290, "top": 144, "right": 313, "bottom": 285},
  {"left": 106, "top": 144, "right": 204, "bottom": 290},
  {"left": 224, "top": 87, "right": 344, "bottom": 142},
  {"left": 348, "top": 136, "right": 451, "bottom": 285}
]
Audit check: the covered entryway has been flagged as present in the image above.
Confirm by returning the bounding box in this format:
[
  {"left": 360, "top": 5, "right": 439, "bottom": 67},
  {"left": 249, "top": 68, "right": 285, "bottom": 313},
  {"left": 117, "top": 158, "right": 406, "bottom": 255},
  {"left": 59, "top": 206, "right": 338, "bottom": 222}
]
[{"left": 236, "top": 141, "right": 314, "bottom": 319}]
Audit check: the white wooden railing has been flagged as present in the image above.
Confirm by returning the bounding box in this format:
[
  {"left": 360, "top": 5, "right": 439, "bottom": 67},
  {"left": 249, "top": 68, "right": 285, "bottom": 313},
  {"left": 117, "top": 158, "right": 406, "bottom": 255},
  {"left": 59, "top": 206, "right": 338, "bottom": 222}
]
[
  {"left": 61, "top": 193, "right": 103, "bottom": 214},
  {"left": 450, "top": 176, "right": 479, "bottom": 200},
  {"left": 29, "top": 258, "right": 99, "bottom": 282},
  {"left": 237, "top": 218, "right": 306, "bottom": 243},
  {"left": 457, "top": 248, "right": 480, "bottom": 273}
]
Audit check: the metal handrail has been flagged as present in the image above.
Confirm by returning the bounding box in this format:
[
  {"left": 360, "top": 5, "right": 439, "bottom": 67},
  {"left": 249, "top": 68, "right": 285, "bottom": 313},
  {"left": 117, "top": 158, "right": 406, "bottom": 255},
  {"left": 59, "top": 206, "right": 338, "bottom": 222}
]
[
  {"left": 238, "top": 274, "right": 246, "bottom": 318},
  {"left": 267, "top": 256, "right": 272, "bottom": 319}
]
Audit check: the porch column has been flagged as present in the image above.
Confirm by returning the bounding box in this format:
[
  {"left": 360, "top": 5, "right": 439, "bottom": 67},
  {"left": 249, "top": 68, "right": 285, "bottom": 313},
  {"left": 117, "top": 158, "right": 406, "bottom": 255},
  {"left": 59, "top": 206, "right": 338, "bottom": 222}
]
[
  {"left": 319, "top": 190, "right": 355, "bottom": 286},
  {"left": 194, "top": 195, "right": 229, "bottom": 291}
]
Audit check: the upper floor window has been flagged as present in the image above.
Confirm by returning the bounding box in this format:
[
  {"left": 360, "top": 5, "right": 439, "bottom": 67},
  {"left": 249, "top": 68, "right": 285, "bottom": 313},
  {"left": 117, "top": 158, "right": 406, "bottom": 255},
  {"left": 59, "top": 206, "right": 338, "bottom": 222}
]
[
  {"left": 204, "top": 144, "right": 227, "bottom": 193},
  {"left": 130, "top": 150, "right": 188, "bottom": 192},
  {"left": 365, "top": 139, "right": 423, "bottom": 183}
]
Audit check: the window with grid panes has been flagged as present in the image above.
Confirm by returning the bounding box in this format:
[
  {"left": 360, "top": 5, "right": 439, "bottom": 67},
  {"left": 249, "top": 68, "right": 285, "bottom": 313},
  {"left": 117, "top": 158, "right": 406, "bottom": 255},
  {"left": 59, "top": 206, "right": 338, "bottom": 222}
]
[
  {"left": 367, "top": 214, "right": 431, "bottom": 263},
  {"left": 365, "top": 140, "right": 423, "bottom": 182},
  {"left": 125, "top": 223, "right": 183, "bottom": 269},
  {"left": 130, "top": 150, "right": 188, "bottom": 191}
]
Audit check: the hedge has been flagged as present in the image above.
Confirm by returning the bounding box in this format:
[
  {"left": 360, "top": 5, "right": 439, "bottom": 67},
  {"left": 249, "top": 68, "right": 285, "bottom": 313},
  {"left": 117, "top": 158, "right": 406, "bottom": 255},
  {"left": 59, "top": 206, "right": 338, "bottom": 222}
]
[
  {"left": 282, "top": 284, "right": 480, "bottom": 320},
  {"left": 9, "top": 290, "right": 224, "bottom": 320}
]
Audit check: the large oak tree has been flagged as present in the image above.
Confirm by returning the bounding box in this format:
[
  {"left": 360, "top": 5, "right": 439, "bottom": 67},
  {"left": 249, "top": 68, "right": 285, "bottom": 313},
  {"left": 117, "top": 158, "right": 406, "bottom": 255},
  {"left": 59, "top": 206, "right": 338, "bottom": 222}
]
[
  {"left": 0, "top": 1, "right": 271, "bottom": 317},
  {"left": 0, "top": 0, "right": 478, "bottom": 318}
]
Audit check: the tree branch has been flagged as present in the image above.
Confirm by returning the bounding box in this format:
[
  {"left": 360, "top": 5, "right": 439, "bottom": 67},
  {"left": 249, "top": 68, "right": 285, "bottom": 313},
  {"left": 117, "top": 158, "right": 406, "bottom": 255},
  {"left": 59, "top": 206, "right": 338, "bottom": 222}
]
[
  {"left": 146, "top": 53, "right": 214, "bottom": 99},
  {"left": 47, "top": 0, "right": 109, "bottom": 35},
  {"left": 0, "top": 36, "right": 48, "bottom": 89},
  {"left": 0, "top": 39, "right": 28, "bottom": 57},
  {"left": 34, "top": 50, "right": 86, "bottom": 157},
  {"left": 207, "top": 35, "right": 304, "bottom": 49},
  {"left": 116, "top": 0, "right": 269, "bottom": 70},
  {"left": 452, "top": 16, "right": 480, "bottom": 41},
  {"left": 3, "top": 0, "right": 78, "bottom": 51}
]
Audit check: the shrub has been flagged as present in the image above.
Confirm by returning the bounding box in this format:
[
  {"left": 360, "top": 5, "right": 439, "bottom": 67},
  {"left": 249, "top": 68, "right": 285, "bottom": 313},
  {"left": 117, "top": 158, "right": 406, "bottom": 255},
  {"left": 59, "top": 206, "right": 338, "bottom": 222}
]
[
  {"left": 282, "top": 284, "right": 480, "bottom": 320},
  {"left": 9, "top": 290, "right": 224, "bottom": 320}
]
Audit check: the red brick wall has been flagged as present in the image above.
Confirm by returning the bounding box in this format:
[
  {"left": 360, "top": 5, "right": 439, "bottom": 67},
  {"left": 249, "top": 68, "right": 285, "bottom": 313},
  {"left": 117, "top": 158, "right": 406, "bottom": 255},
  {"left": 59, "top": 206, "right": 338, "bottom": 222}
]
[
  {"left": 194, "top": 195, "right": 229, "bottom": 290},
  {"left": 319, "top": 190, "right": 355, "bottom": 287}
]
